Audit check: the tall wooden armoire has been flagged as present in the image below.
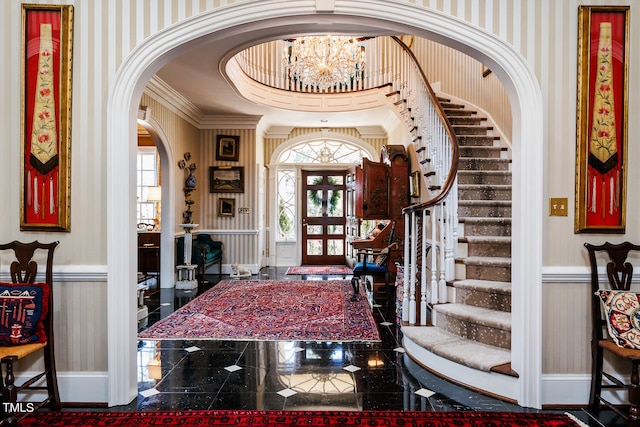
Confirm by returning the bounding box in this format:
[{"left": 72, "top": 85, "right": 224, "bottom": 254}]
[{"left": 346, "top": 145, "right": 409, "bottom": 294}]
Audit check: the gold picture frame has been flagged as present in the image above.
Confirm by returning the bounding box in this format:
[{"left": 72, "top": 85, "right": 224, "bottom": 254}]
[
  {"left": 574, "top": 6, "right": 629, "bottom": 233},
  {"left": 210, "top": 166, "right": 244, "bottom": 193},
  {"left": 20, "top": 4, "right": 74, "bottom": 231},
  {"left": 410, "top": 171, "right": 420, "bottom": 198},
  {"left": 218, "top": 198, "right": 235, "bottom": 217},
  {"left": 215, "top": 135, "right": 239, "bottom": 161}
]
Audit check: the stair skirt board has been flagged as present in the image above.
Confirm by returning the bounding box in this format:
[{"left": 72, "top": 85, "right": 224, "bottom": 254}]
[{"left": 402, "top": 332, "right": 519, "bottom": 403}]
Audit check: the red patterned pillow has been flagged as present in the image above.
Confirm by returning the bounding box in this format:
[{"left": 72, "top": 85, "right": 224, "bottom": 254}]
[
  {"left": 596, "top": 289, "right": 640, "bottom": 349},
  {"left": 0, "top": 282, "right": 50, "bottom": 345}
]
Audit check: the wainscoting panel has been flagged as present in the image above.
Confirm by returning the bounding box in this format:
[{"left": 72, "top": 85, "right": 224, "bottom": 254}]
[
  {"left": 542, "top": 280, "right": 591, "bottom": 375},
  {"left": 199, "top": 229, "right": 259, "bottom": 273}
]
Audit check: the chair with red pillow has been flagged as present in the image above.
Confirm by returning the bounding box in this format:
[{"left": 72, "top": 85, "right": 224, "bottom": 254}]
[{"left": 0, "top": 241, "right": 60, "bottom": 426}]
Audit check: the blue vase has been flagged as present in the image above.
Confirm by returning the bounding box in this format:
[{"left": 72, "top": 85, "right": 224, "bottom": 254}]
[{"left": 185, "top": 164, "right": 197, "bottom": 189}]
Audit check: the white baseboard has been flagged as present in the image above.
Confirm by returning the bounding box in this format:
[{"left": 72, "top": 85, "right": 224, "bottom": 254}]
[
  {"left": 541, "top": 374, "right": 627, "bottom": 407},
  {"left": 59, "top": 371, "right": 109, "bottom": 403},
  {"left": 13, "top": 371, "right": 108, "bottom": 405},
  {"left": 207, "top": 264, "right": 258, "bottom": 275},
  {"left": 541, "top": 374, "right": 590, "bottom": 406}
]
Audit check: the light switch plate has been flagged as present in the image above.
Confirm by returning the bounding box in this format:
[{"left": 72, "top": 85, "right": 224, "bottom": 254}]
[
  {"left": 549, "top": 198, "right": 568, "bottom": 216},
  {"left": 238, "top": 207, "right": 249, "bottom": 214}
]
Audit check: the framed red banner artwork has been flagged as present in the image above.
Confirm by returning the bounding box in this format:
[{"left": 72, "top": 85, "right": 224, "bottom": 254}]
[
  {"left": 20, "top": 4, "right": 74, "bottom": 231},
  {"left": 575, "top": 6, "right": 629, "bottom": 233}
]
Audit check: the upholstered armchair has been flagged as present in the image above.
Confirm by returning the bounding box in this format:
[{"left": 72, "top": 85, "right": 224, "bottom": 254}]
[{"left": 177, "top": 234, "right": 223, "bottom": 282}]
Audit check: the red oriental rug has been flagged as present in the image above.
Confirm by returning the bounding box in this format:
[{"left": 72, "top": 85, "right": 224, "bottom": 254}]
[
  {"left": 286, "top": 265, "right": 353, "bottom": 276},
  {"left": 138, "top": 279, "right": 380, "bottom": 342},
  {"left": 21, "top": 410, "right": 584, "bottom": 426}
]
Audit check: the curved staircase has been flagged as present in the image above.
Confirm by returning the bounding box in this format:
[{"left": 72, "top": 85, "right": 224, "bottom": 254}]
[{"left": 402, "top": 97, "right": 517, "bottom": 398}]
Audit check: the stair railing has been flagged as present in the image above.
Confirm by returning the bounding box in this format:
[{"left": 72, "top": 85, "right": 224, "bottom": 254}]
[{"left": 388, "top": 36, "right": 459, "bottom": 326}]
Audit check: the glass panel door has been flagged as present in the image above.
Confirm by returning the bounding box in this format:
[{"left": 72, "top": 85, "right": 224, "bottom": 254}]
[{"left": 301, "top": 171, "right": 346, "bottom": 265}]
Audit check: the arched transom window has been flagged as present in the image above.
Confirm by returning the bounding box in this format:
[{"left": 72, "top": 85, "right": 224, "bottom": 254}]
[{"left": 278, "top": 140, "right": 368, "bottom": 164}]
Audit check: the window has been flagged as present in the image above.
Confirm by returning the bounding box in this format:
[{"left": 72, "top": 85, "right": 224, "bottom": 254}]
[
  {"left": 278, "top": 140, "right": 368, "bottom": 164},
  {"left": 137, "top": 148, "right": 159, "bottom": 227},
  {"left": 277, "top": 170, "right": 296, "bottom": 240}
]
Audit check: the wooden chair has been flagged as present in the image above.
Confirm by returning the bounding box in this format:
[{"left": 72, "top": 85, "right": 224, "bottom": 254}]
[
  {"left": 585, "top": 241, "right": 640, "bottom": 426},
  {"left": 0, "top": 241, "right": 60, "bottom": 426},
  {"left": 351, "top": 222, "right": 397, "bottom": 306}
]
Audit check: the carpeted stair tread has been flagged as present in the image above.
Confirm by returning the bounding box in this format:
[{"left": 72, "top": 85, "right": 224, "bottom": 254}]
[
  {"left": 459, "top": 184, "right": 512, "bottom": 190},
  {"left": 453, "top": 126, "right": 494, "bottom": 135},
  {"left": 458, "top": 200, "right": 511, "bottom": 207},
  {"left": 458, "top": 135, "right": 501, "bottom": 145},
  {"left": 434, "top": 303, "right": 511, "bottom": 331},
  {"left": 461, "top": 157, "right": 511, "bottom": 163},
  {"left": 458, "top": 170, "right": 512, "bottom": 185},
  {"left": 459, "top": 236, "right": 512, "bottom": 243},
  {"left": 459, "top": 158, "right": 511, "bottom": 171},
  {"left": 459, "top": 170, "right": 511, "bottom": 176},
  {"left": 402, "top": 326, "right": 511, "bottom": 372},
  {"left": 459, "top": 256, "right": 511, "bottom": 267},
  {"left": 453, "top": 279, "right": 512, "bottom": 296},
  {"left": 459, "top": 217, "right": 511, "bottom": 224}
]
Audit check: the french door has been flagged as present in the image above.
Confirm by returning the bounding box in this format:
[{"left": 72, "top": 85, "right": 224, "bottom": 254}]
[{"left": 301, "top": 171, "right": 346, "bottom": 265}]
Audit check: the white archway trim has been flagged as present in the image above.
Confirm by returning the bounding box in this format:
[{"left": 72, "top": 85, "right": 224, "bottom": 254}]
[
  {"left": 107, "top": 0, "right": 543, "bottom": 408},
  {"left": 269, "top": 130, "right": 379, "bottom": 165},
  {"left": 137, "top": 112, "right": 176, "bottom": 289}
]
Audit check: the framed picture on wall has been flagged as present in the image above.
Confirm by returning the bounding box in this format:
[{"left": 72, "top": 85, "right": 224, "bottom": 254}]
[
  {"left": 218, "top": 198, "right": 235, "bottom": 217},
  {"left": 210, "top": 166, "right": 244, "bottom": 193},
  {"left": 215, "top": 135, "right": 239, "bottom": 161},
  {"left": 574, "top": 6, "right": 629, "bottom": 233},
  {"left": 410, "top": 171, "right": 420, "bottom": 198},
  {"left": 20, "top": 4, "right": 74, "bottom": 231}
]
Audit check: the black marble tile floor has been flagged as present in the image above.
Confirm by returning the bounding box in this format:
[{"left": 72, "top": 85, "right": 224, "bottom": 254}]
[{"left": 100, "top": 267, "right": 624, "bottom": 426}]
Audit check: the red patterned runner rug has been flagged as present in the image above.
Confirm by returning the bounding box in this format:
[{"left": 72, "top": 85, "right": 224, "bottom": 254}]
[
  {"left": 286, "top": 265, "right": 353, "bottom": 275},
  {"left": 21, "top": 410, "right": 583, "bottom": 426},
  {"left": 138, "top": 279, "right": 380, "bottom": 342}
]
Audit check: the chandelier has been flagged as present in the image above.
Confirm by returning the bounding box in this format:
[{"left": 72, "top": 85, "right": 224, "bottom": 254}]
[{"left": 283, "top": 36, "right": 366, "bottom": 91}]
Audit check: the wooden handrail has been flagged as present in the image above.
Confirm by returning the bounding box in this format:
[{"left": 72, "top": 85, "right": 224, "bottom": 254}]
[{"left": 390, "top": 36, "right": 459, "bottom": 215}]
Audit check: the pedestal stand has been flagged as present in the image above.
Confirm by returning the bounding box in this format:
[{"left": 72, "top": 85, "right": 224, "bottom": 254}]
[
  {"left": 137, "top": 283, "right": 149, "bottom": 321},
  {"left": 176, "top": 223, "right": 199, "bottom": 290}
]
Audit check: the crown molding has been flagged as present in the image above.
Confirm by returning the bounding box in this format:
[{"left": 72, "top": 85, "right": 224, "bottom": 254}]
[
  {"left": 145, "top": 76, "right": 262, "bottom": 129},
  {"left": 198, "top": 115, "right": 262, "bottom": 129},
  {"left": 144, "top": 76, "right": 203, "bottom": 127},
  {"left": 264, "top": 126, "right": 294, "bottom": 139},
  {"left": 355, "top": 125, "right": 387, "bottom": 139}
]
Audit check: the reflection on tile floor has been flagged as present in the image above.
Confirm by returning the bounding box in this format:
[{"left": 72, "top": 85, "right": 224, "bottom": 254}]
[{"left": 124, "top": 267, "right": 622, "bottom": 426}]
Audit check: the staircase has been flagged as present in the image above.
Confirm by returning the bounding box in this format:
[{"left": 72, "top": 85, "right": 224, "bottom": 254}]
[{"left": 402, "top": 98, "right": 516, "bottom": 380}]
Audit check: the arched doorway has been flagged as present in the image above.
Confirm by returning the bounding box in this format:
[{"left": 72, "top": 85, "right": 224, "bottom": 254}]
[
  {"left": 107, "top": 0, "right": 543, "bottom": 408},
  {"left": 268, "top": 131, "right": 378, "bottom": 267},
  {"left": 136, "top": 114, "right": 176, "bottom": 289}
]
